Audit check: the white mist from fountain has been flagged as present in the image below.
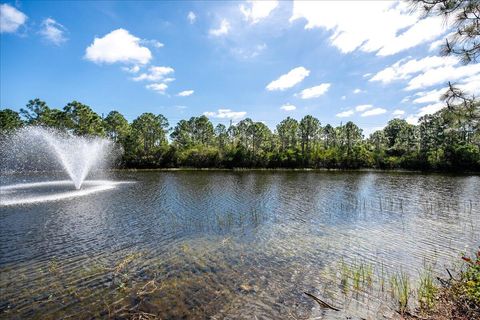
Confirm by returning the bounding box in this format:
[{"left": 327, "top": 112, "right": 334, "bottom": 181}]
[{"left": 1, "top": 126, "right": 116, "bottom": 190}]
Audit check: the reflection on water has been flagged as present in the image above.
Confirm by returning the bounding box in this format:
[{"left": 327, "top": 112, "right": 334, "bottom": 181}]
[{"left": 0, "top": 171, "right": 479, "bottom": 319}]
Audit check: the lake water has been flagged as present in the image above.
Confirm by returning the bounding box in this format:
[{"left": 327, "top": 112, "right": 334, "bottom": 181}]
[{"left": 1, "top": 171, "right": 479, "bottom": 319}]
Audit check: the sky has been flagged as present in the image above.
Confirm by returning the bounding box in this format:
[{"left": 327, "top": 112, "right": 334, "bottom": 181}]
[{"left": 1, "top": 0, "right": 479, "bottom": 136}]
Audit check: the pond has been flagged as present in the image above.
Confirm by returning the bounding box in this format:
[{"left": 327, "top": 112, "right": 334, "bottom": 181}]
[{"left": 1, "top": 171, "right": 479, "bottom": 319}]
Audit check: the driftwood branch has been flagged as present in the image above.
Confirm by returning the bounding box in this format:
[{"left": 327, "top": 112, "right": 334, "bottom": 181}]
[{"left": 303, "top": 292, "right": 340, "bottom": 311}]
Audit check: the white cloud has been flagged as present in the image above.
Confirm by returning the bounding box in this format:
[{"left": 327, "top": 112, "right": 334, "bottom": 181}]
[
  {"left": 429, "top": 38, "right": 444, "bottom": 51},
  {"left": 459, "top": 74, "right": 480, "bottom": 95},
  {"left": 401, "top": 96, "right": 411, "bottom": 103},
  {"left": 280, "top": 103, "right": 296, "bottom": 111},
  {"left": 364, "top": 126, "right": 386, "bottom": 137},
  {"left": 353, "top": 88, "right": 363, "bottom": 94},
  {"left": 406, "top": 102, "right": 446, "bottom": 125},
  {"left": 231, "top": 43, "right": 267, "bottom": 59},
  {"left": 336, "top": 110, "right": 354, "bottom": 118},
  {"left": 187, "top": 11, "right": 196, "bottom": 24},
  {"left": 204, "top": 108, "right": 246, "bottom": 120},
  {"left": 146, "top": 83, "right": 168, "bottom": 94},
  {"left": 298, "top": 83, "right": 330, "bottom": 99},
  {"left": 122, "top": 65, "right": 140, "bottom": 74},
  {"left": 133, "top": 66, "right": 174, "bottom": 82},
  {"left": 177, "top": 90, "right": 194, "bottom": 97},
  {"left": 406, "top": 63, "right": 480, "bottom": 90},
  {"left": 39, "top": 18, "right": 67, "bottom": 45},
  {"left": 266, "top": 66, "right": 310, "bottom": 91},
  {"left": 361, "top": 107, "right": 386, "bottom": 117},
  {"left": 406, "top": 115, "right": 419, "bottom": 125},
  {"left": 85, "top": 29, "right": 152, "bottom": 65},
  {"left": 290, "top": 1, "right": 448, "bottom": 56},
  {"left": 210, "top": 19, "right": 230, "bottom": 36},
  {"left": 418, "top": 103, "right": 445, "bottom": 117},
  {"left": 0, "top": 4, "right": 27, "bottom": 33},
  {"left": 141, "top": 39, "right": 164, "bottom": 48},
  {"left": 363, "top": 73, "right": 372, "bottom": 78},
  {"left": 392, "top": 109, "right": 405, "bottom": 117},
  {"left": 413, "top": 88, "right": 445, "bottom": 104},
  {"left": 355, "top": 104, "right": 373, "bottom": 112},
  {"left": 370, "top": 56, "right": 458, "bottom": 84},
  {"left": 240, "top": 0, "right": 278, "bottom": 24},
  {"left": 341, "top": 95, "right": 346, "bottom": 100}
]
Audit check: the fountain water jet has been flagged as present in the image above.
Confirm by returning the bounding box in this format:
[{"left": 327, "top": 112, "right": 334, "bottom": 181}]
[{"left": 1, "top": 126, "right": 116, "bottom": 189}]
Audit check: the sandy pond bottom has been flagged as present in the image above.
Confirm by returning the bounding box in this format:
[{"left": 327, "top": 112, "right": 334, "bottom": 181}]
[{"left": 1, "top": 171, "right": 479, "bottom": 319}]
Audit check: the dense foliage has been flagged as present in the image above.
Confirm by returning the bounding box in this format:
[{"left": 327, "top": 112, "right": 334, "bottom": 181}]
[{"left": 1, "top": 99, "right": 479, "bottom": 171}]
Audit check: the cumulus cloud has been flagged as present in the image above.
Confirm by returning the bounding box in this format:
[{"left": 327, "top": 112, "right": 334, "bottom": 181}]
[
  {"left": 187, "top": 11, "right": 196, "bottom": 24},
  {"left": 353, "top": 88, "right": 363, "bottom": 94},
  {"left": 341, "top": 95, "right": 346, "bottom": 100},
  {"left": 146, "top": 83, "right": 168, "bottom": 94},
  {"left": 85, "top": 29, "right": 152, "bottom": 65},
  {"left": 406, "top": 63, "right": 480, "bottom": 90},
  {"left": 210, "top": 19, "right": 230, "bottom": 36},
  {"left": 280, "top": 103, "right": 296, "bottom": 111},
  {"left": 336, "top": 110, "right": 354, "bottom": 118},
  {"left": 392, "top": 109, "right": 405, "bottom": 117},
  {"left": 266, "top": 67, "right": 310, "bottom": 91},
  {"left": 122, "top": 65, "right": 141, "bottom": 74},
  {"left": 413, "top": 88, "right": 445, "bottom": 104},
  {"left": 355, "top": 104, "right": 373, "bottom": 112},
  {"left": 141, "top": 39, "right": 164, "bottom": 48},
  {"left": 290, "top": 1, "right": 448, "bottom": 56},
  {"left": 417, "top": 103, "right": 445, "bottom": 117},
  {"left": 177, "top": 90, "right": 194, "bottom": 97},
  {"left": 370, "top": 56, "right": 458, "bottom": 84},
  {"left": 204, "top": 108, "right": 246, "bottom": 120},
  {"left": 231, "top": 43, "right": 267, "bottom": 59},
  {"left": 361, "top": 108, "right": 386, "bottom": 117},
  {"left": 133, "top": 66, "right": 174, "bottom": 82},
  {"left": 39, "top": 18, "right": 67, "bottom": 45},
  {"left": 240, "top": 0, "right": 278, "bottom": 24},
  {"left": 0, "top": 3, "right": 27, "bottom": 33},
  {"left": 298, "top": 83, "right": 330, "bottom": 99},
  {"left": 406, "top": 102, "right": 446, "bottom": 125}
]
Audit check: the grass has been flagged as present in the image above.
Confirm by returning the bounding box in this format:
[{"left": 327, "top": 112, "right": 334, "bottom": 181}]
[
  {"left": 417, "top": 265, "right": 437, "bottom": 312},
  {"left": 389, "top": 270, "right": 410, "bottom": 314}
]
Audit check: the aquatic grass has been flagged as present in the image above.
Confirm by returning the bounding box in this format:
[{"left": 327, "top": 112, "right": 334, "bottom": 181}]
[
  {"left": 417, "top": 265, "right": 437, "bottom": 312},
  {"left": 390, "top": 270, "right": 410, "bottom": 314}
]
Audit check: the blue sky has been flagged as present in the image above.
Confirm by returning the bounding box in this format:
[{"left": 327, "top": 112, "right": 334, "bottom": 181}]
[{"left": 1, "top": 1, "right": 479, "bottom": 136}]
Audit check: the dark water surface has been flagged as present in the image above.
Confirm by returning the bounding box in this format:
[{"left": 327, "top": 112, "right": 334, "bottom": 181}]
[{"left": 1, "top": 171, "right": 479, "bottom": 319}]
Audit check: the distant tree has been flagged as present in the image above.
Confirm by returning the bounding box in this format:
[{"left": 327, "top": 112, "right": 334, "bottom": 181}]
[
  {"left": 215, "top": 123, "right": 229, "bottom": 151},
  {"left": 20, "top": 99, "right": 50, "bottom": 125},
  {"left": 276, "top": 117, "right": 299, "bottom": 152},
  {"left": 131, "top": 113, "right": 169, "bottom": 154},
  {"left": 299, "top": 115, "right": 320, "bottom": 160},
  {"left": 0, "top": 109, "right": 23, "bottom": 132},
  {"left": 104, "top": 111, "right": 130, "bottom": 143},
  {"left": 63, "top": 101, "right": 105, "bottom": 136}
]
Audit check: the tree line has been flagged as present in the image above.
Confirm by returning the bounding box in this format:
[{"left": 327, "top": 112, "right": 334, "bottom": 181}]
[{"left": 1, "top": 98, "right": 479, "bottom": 171}]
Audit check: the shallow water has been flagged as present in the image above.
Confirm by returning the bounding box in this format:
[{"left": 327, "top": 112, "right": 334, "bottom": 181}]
[{"left": 1, "top": 171, "right": 479, "bottom": 319}]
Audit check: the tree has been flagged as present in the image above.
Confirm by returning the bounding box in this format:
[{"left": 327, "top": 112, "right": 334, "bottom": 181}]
[
  {"left": 131, "top": 113, "right": 169, "bottom": 154},
  {"left": 63, "top": 101, "right": 105, "bottom": 136},
  {"left": 276, "top": 117, "right": 299, "bottom": 152},
  {"left": 20, "top": 99, "right": 51, "bottom": 125},
  {"left": 0, "top": 109, "right": 23, "bottom": 132},
  {"left": 215, "top": 124, "right": 228, "bottom": 151},
  {"left": 412, "top": 0, "right": 480, "bottom": 64},
  {"left": 104, "top": 111, "right": 130, "bottom": 143},
  {"left": 299, "top": 115, "right": 320, "bottom": 160}
]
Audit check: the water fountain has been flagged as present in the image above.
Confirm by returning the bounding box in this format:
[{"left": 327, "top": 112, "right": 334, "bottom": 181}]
[{"left": 0, "top": 126, "right": 125, "bottom": 205}]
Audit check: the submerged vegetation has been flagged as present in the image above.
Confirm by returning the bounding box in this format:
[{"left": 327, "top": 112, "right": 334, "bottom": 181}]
[{"left": 1, "top": 98, "right": 479, "bottom": 171}]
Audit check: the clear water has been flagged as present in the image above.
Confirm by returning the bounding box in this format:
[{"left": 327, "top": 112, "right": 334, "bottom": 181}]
[{"left": 0, "top": 171, "right": 479, "bottom": 319}]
